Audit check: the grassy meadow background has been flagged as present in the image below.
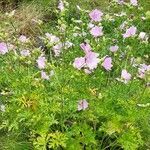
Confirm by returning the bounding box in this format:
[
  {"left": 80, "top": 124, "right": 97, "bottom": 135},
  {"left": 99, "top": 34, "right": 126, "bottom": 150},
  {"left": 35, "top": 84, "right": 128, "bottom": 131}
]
[{"left": 0, "top": 0, "right": 150, "bottom": 150}]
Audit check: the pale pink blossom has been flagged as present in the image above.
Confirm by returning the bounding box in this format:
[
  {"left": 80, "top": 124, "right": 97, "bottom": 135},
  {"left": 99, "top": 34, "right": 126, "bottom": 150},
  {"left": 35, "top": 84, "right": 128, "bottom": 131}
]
[
  {"left": 20, "top": 50, "right": 30, "bottom": 57},
  {"left": 19, "top": 35, "right": 29, "bottom": 43},
  {"left": 121, "top": 69, "right": 131, "bottom": 83},
  {"left": 52, "top": 43, "right": 63, "bottom": 57},
  {"left": 0, "top": 42, "right": 8, "bottom": 55},
  {"left": 138, "top": 64, "right": 150, "bottom": 79},
  {"left": 41, "top": 71, "right": 49, "bottom": 80},
  {"left": 58, "top": 0, "right": 64, "bottom": 11},
  {"left": 140, "top": 64, "right": 150, "bottom": 72},
  {"left": 109, "top": 45, "right": 119, "bottom": 52},
  {"left": 37, "top": 56, "right": 46, "bottom": 69},
  {"left": 130, "top": 0, "right": 138, "bottom": 6},
  {"left": 45, "top": 33, "right": 60, "bottom": 44},
  {"left": 89, "top": 9, "right": 103, "bottom": 22},
  {"left": 123, "top": 26, "right": 137, "bottom": 38},
  {"left": 73, "top": 57, "right": 86, "bottom": 70},
  {"left": 78, "top": 99, "right": 89, "bottom": 111},
  {"left": 80, "top": 43, "right": 92, "bottom": 54},
  {"left": 90, "top": 26, "right": 103, "bottom": 37},
  {"left": 102, "top": 57, "right": 113, "bottom": 71},
  {"left": 73, "top": 43, "right": 100, "bottom": 71},
  {"left": 117, "top": 0, "right": 124, "bottom": 5},
  {"left": 85, "top": 52, "right": 100, "bottom": 70}
]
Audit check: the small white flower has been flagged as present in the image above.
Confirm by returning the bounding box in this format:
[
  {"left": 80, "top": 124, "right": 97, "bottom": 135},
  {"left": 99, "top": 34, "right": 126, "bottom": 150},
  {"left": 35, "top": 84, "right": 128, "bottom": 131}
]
[
  {"left": 0, "top": 104, "right": 5, "bottom": 112},
  {"left": 50, "top": 70, "right": 55, "bottom": 77},
  {"left": 139, "top": 32, "right": 146, "bottom": 40},
  {"left": 58, "top": 0, "right": 65, "bottom": 11},
  {"left": 45, "top": 33, "right": 60, "bottom": 44}
]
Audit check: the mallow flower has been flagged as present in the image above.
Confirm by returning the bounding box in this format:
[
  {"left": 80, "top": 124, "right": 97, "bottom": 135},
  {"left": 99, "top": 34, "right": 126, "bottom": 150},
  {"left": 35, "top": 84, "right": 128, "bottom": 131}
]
[
  {"left": 58, "top": 0, "right": 65, "bottom": 11},
  {"left": 123, "top": 26, "right": 137, "bottom": 38},
  {"left": 73, "top": 43, "right": 100, "bottom": 71},
  {"left": 89, "top": 9, "right": 103, "bottom": 22},
  {"left": 73, "top": 52, "right": 100, "bottom": 71},
  {"left": 52, "top": 43, "right": 63, "bottom": 57},
  {"left": 90, "top": 26, "right": 103, "bottom": 37},
  {"left": 102, "top": 57, "right": 113, "bottom": 71},
  {"left": 45, "top": 33, "right": 60, "bottom": 44},
  {"left": 19, "top": 35, "right": 29, "bottom": 43},
  {"left": 109, "top": 45, "right": 119, "bottom": 52},
  {"left": 73, "top": 57, "right": 86, "bottom": 70},
  {"left": 85, "top": 51, "right": 100, "bottom": 70},
  {"left": 121, "top": 69, "right": 132, "bottom": 83},
  {"left": 37, "top": 56, "right": 46, "bottom": 69},
  {"left": 130, "top": 0, "right": 138, "bottom": 6},
  {"left": 20, "top": 50, "right": 30, "bottom": 57},
  {"left": 80, "top": 42, "right": 92, "bottom": 54},
  {"left": 138, "top": 64, "right": 150, "bottom": 79},
  {"left": 77, "top": 99, "right": 89, "bottom": 111},
  {"left": 0, "top": 42, "right": 8, "bottom": 55},
  {"left": 41, "top": 71, "right": 49, "bottom": 80},
  {"left": 117, "top": 0, "right": 124, "bottom": 5}
]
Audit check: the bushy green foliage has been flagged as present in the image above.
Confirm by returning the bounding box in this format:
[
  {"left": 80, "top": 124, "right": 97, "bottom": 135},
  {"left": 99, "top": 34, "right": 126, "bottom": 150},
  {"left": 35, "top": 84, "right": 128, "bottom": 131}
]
[{"left": 0, "top": 0, "right": 150, "bottom": 150}]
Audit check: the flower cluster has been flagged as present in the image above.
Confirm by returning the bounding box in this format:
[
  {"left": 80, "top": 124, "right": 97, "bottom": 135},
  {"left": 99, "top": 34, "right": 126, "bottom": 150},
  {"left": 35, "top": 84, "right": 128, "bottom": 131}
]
[{"left": 73, "top": 42, "right": 100, "bottom": 73}]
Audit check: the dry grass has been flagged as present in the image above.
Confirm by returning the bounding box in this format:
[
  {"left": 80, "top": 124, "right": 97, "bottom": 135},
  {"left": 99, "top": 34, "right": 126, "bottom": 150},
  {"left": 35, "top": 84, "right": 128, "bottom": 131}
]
[
  {"left": 0, "top": 1, "right": 44, "bottom": 40},
  {"left": 13, "top": 2, "right": 43, "bottom": 36}
]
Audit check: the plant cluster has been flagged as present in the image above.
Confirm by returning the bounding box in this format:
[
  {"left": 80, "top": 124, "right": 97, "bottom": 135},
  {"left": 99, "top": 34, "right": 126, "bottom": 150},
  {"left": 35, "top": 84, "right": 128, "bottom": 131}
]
[{"left": 0, "top": 0, "right": 150, "bottom": 149}]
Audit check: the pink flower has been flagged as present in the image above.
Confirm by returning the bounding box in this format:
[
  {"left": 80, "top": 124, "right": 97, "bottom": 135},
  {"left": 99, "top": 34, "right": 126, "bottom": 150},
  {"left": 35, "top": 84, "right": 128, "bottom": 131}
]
[
  {"left": 85, "top": 52, "right": 100, "bottom": 70},
  {"left": 0, "top": 42, "right": 8, "bottom": 55},
  {"left": 130, "top": 0, "right": 138, "bottom": 6},
  {"left": 52, "top": 43, "right": 63, "bottom": 57},
  {"left": 58, "top": 0, "right": 64, "bottom": 11},
  {"left": 117, "top": 0, "right": 124, "bottom": 5},
  {"left": 138, "top": 64, "right": 150, "bottom": 79},
  {"left": 80, "top": 42, "right": 92, "bottom": 54},
  {"left": 77, "top": 99, "right": 88, "bottom": 111},
  {"left": 20, "top": 50, "right": 30, "bottom": 57},
  {"left": 90, "top": 26, "right": 103, "bottom": 37},
  {"left": 45, "top": 33, "right": 60, "bottom": 44},
  {"left": 102, "top": 57, "right": 113, "bottom": 71},
  {"left": 89, "top": 9, "right": 103, "bottom": 22},
  {"left": 123, "top": 26, "right": 137, "bottom": 38},
  {"left": 121, "top": 69, "right": 131, "bottom": 83},
  {"left": 73, "top": 57, "right": 86, "bottom": 70},
  {"left": 41, "top": 71, "right": 49, "bottom": 80},
  {"left": 36, "top": 56, "right": 46, "bottom": 69},
  {"left": 73, "top": 43, "right": 100, "bottom": 71},
  {"left": 19, "top": 35, "right": 29, "bottom": 43},
  {"left": 109, "top": 45, "right": 119, "bottom": 52}
]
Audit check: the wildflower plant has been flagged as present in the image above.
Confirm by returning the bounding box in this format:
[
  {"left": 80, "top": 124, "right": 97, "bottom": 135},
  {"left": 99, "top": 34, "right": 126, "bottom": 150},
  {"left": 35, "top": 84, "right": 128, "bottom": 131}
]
[{"left": 0, "top": 0, "right": 150, "bottom": 149}]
